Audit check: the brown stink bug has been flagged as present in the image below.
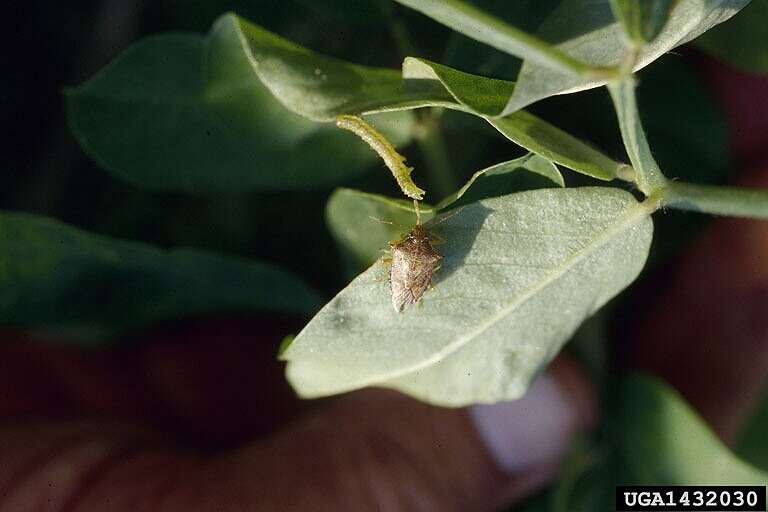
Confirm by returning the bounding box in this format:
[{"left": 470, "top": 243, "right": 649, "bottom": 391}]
[{"left": 387, "top": 201, "right": 443, "bottom": 312}]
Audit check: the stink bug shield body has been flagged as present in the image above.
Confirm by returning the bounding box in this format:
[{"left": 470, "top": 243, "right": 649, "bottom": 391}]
[{"left": 389, "top": 224, "right": 441, "bottom": 312}]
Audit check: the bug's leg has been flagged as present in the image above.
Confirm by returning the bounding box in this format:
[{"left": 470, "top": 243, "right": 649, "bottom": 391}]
[
  {"left": 370, "top": 216, "right": 412, "bottom": 235},
  {"left": 428, "top": 230, "right": 447, "bottom": 246},
  {"left": 425, "top": 205, "right": 464, "bottom": 228}
]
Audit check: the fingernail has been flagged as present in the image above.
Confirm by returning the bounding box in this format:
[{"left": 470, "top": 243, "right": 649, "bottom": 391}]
[{"left": 468, "top": 374, "right": 581, "bottom": 473}]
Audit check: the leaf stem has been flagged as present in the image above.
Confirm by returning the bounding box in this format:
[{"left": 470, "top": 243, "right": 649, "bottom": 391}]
[
  {"left": 619, "top": 44, "right": 640, "bottom": 77},
  {"left": 607, "top": 78, "right": 667, "bottom": 196},
  {"left": 663, "top": 181, "right": 768, "bottom": 219}
]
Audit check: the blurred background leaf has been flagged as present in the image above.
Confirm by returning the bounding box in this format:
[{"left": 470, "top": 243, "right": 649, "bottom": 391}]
[
  {"left": 66, "top": 26, "right": 415, "bottom": 193},
  {"left": 695, "top": 0, "right": 768, "bottom": 74},
  {"left": 0, "top": 212, "right": 321, "bottom": 343},
  {"left": 518, "top": 374, "right": 768, "bottom": 511},
  {"left": 735, "top": 386, "right": 768, "bottom": 471},
  {"left": 619, "top": 374, "right": 767, "bottom": 484}
]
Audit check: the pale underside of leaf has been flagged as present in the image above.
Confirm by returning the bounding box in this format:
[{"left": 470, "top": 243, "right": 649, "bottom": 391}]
[
  {"left": 283, "top": 187, "right": 653, "bottom": 406},
  {"left": 435, "top": 154, "right": 564, "bottom": 211},
  {"left": 504, "top": 0, "right": 749, "bottom": 114}
]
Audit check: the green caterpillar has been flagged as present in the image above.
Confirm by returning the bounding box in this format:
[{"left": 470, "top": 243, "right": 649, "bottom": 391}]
[{"left": 335, "top": 115, "right": 425, "bottom": 201}]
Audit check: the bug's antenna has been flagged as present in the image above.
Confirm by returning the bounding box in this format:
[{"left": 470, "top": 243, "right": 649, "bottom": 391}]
[
  {"left": 424, "top": 205, "right": 465, "bottom": 229},
  {"left": 413, "top": 199, "right": 421, "bottom": 225},
  {"left": 369, "top": 216, "right": 395, "bottom": 225}
]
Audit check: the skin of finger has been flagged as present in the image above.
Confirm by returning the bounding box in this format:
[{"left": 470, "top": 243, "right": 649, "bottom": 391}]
[
  {"left": 0, "top": 358, "right": 594, "bottom": 512},
  {"left": 0, "top": 393, "right": 503, "bottom": 512},
  {"left": 68, "top": 390, "right": 509, "bottom": 512},
  {"left": 0, "top": 316, "right": 304, "bottom": 447},
  {"left": 625, "top": 166, "right": 768, "bottom": 442}
]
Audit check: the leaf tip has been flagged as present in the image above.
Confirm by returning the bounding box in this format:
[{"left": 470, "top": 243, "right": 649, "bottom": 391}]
[{"left": 277, "top": 334, "right": 295, "bottom": 360}]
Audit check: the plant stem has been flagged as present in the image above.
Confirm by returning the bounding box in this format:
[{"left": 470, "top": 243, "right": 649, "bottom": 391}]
[
  {"left": 415, "top": 111, "right": 459, "bottom": 199},
  {"left": 663, "top": 181, "right": 768, "bottom": 219},
  {"left": 607, "top": 78, "right": 668, "bottom": 196}
]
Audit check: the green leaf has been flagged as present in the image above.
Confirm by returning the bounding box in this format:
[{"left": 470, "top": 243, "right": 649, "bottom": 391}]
[
  {"left": 69, "top": 12, "right": 624, "bottom": 192},
  {"left": 506, "top": 0, "right": 750, "bottom": 114},
  {"left": 326, "top": 188, "right": 434, "bottom": 273},
  {"left": 619, "top": 375, "right": 768, "bottom": 484},
  {"left": 402, "top": 57, "right": 622, "bottom": 181},
  {"left": 736, "top": 386, "right": 768, "bottom": 471},
  {"left": 610, "top": 0, "right": 675, "bottom": 45},
  {"left": 393, "top": 0, "right": 595, "bottom": 75},
  {"left": 283, "top": 187, "right": 653, "bottom": 406},
  {"left": 402, "top": 57, "right": 515, "bottom": 116},
  {"left": 0, "top": 212, "right": 322, "bottom": 343},
  {"left": 695, "top": 0, "right": 768, "bottom": 73},
  {"left": 435, "top": 154, "right": 564, "bottom": 211},
  {"left": 229, "top": 15, "right": 623, "bottom": 183},
  {"left": 66, "top": 27, "right": 414, "bottom": 193},
  {"left": 487, "top": 113, "right": 621, "bottom": 181},
  {"left": 608, "top": 78, "right": 667, "bottom": 194},
  {"left": 226, "top": 13, "right": 452, "bottom": 120}
]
